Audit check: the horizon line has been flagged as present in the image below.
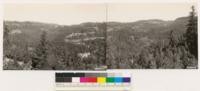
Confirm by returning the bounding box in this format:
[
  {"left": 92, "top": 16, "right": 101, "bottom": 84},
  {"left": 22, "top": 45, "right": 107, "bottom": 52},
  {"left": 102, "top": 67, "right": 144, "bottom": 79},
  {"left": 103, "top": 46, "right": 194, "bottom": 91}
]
[{"left": 3, "top": 15, "right": 188, "bottom": 26}]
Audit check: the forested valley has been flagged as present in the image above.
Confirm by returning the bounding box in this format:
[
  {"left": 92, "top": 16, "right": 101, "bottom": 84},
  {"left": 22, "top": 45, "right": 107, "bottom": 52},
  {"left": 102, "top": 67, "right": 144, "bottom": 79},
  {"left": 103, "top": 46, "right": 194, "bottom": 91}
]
[{"left": 3, "top": 6, "right": 198, "bottom": 70}]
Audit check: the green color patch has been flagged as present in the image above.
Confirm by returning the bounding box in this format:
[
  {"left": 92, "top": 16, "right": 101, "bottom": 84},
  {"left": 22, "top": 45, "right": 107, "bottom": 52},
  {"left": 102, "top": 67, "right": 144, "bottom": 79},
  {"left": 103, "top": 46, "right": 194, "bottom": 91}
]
[{"left": 106, "top": 77, "right": 115, "bottom": 83}]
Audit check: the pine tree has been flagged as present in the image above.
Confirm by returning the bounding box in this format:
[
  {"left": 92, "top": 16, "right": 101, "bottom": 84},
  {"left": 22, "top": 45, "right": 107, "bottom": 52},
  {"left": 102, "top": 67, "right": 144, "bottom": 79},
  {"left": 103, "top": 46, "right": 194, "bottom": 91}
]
[
  {"left": 32, "top": 31, "right": 49, "bottom": 69},
  {"left": 154, "top": 40, "right": 165, "bottom": 68},
  {"left": 97, "top": 22, "right": 107, "bottom": 66},
  {"left": 169, "top": 30, "right": 178, "bottom": 49},
  {"left": 168, "top": 30, "right": 180, "bottom": 68},
  {"left": 3, "top": 23, "right": 11, "bottom": 57},
  {"left": 184, "top": 6, "right": 198, "bottom": 59},
  {"left": 137, "top": 49, "right": 151, "bottom": 68}
]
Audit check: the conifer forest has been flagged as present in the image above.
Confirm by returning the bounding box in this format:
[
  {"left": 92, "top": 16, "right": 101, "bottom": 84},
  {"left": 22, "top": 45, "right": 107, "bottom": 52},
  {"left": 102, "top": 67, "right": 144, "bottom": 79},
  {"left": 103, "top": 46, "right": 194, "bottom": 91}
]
[{"left": 3, "top": 6, "right": 198, "bottom": 70}]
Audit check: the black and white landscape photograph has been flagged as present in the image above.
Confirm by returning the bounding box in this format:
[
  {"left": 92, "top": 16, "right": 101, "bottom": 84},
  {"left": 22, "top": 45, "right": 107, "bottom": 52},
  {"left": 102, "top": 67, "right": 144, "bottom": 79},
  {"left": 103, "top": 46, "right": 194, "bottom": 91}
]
[{"left": 3, "top": 3, "right": 198, "bottom": 70}]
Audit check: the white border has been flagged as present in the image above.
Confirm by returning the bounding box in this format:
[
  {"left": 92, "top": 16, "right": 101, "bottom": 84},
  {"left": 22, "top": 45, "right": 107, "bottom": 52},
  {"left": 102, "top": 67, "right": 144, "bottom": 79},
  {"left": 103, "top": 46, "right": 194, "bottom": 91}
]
[{"left": 0, "top": 0, "right": 200, "bottom": 91}]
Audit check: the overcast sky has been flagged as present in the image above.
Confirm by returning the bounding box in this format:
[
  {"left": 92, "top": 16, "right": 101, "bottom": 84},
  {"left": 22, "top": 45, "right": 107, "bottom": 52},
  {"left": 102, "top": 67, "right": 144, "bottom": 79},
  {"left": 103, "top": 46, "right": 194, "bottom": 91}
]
[{"left": 4, "top": 3, "right": 196, "bottom": 25}]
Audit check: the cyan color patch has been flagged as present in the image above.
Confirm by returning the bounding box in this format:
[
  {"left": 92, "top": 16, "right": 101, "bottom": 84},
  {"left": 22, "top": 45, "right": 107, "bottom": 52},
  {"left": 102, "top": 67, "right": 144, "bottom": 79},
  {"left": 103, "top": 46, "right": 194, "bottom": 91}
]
[{"left": 114, "top": 77, "right": 123, "bottom": 83}]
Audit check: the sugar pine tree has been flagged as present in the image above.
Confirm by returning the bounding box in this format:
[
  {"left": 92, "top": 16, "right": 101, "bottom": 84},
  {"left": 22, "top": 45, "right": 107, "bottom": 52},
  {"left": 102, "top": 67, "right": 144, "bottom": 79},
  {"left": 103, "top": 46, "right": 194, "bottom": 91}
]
[
  {"left": 184, "top": 6, "right": 198, "bottom": 59},
  {"left": 3, "top": 24, "right": 11, "bottom": 69},
  {"left": 168, "top": 30, "right": 180, "bottom": 68},
  {"left": 3, "top": 24, "right": 10, "bottom": 44},
  {"left": 3, "top": 23, "right": 11, "bottom": 58},
  {"left": 154, "top": 40, "right": 165, "bottom": 68},
  {"left": 97, "top": 22, "right": 107, "bottom": 67},
  {"left": 32, "top": 31, "right": 49, "bottom": 69},
  {"left": 137, "top": 49, "right": 151, "bottom": 68},
  {"left": 169, "top": 30, "right": 178, "bottom": 49}
]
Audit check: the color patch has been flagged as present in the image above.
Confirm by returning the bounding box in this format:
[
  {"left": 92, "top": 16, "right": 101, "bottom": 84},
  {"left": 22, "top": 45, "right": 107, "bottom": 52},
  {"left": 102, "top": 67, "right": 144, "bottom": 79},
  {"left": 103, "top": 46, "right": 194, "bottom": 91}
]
[
  {"left": 97, "top": 77, "right": 106, "bottom": 83},
  {"left": 123, "top": 77, "right": 131, "bottom": 83},
  {"left": 80, "top": 77, "right": 88, "bottom": 82},
  {"left": 72, "top": 77, "right": 80, "bottom": 83},
  {"left": 106, "top": 77, "right": 115, "bottom": 83},
  {"left": 56, "top": 77, "right": 64, "bottom": 82},
  {"left": 88, "top": 77, "right": 97, "bottom": 83},
  {"left": 64, "top": 77, "right": 72, "bottom": 82},
  {"left": 114, "top": 77, "right": 123, "bottom": 83}
]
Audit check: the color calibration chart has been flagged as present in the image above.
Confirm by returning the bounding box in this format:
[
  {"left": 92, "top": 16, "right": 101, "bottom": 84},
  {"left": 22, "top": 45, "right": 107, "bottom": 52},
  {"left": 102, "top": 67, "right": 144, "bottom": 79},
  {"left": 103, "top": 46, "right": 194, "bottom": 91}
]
[{"left": 55, "top": 72, "right": 132, "bottom": 91}]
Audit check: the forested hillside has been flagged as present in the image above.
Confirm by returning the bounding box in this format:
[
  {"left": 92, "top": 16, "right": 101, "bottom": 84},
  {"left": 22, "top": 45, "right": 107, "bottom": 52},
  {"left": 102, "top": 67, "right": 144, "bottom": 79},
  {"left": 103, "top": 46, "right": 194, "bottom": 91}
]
[{"left": 3, "top": 7, "right": 198, "bottom": 70}]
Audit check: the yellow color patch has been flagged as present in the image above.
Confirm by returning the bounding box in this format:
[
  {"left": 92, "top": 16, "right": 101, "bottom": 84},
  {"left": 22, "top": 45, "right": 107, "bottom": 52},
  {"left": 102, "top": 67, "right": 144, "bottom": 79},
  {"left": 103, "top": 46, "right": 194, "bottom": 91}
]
[{"left": 97, "top": 77, "right": 106, "bottom": 83}]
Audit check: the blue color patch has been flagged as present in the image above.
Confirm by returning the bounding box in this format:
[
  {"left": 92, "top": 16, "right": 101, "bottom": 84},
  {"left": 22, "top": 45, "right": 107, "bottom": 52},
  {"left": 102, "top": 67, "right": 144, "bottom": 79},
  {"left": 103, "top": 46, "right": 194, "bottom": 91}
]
[{"left": 114, "top": 77, "right": 123, "bottom": 83}]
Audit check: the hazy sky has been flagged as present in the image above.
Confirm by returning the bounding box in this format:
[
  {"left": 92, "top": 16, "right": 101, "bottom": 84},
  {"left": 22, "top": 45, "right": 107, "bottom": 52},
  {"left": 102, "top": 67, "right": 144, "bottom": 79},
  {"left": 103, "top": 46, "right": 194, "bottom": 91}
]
[{"left": 4, "top": 3, "right": 196, "bottom": 25}]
